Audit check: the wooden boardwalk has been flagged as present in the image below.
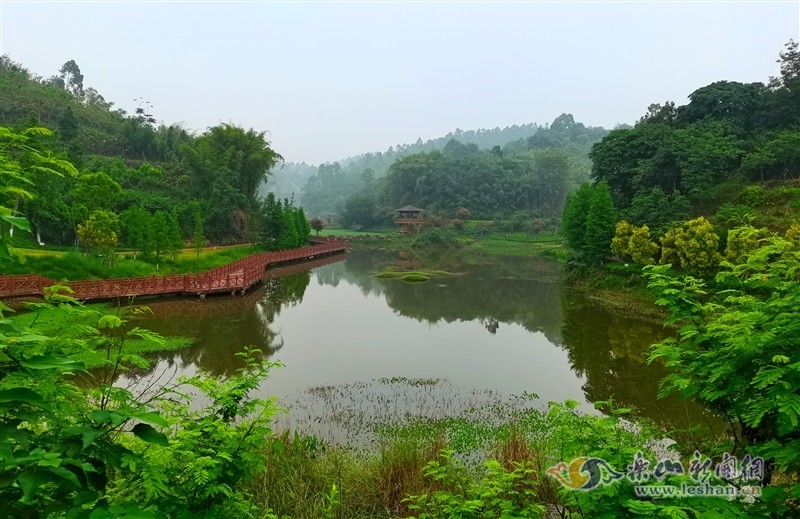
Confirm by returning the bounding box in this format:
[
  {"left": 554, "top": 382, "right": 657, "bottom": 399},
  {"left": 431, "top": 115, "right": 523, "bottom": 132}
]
[{"left": 0, "top": 241, "right": 347, "bottom": 301}]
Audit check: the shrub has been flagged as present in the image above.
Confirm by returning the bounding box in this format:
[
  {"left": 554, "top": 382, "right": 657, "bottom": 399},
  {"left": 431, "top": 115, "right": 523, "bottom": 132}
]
[
  {"left": 628, "top": 224, "right": 659, "bottom": 265},
  {"left": 410, "top": 229, "right": 460, "bottom": 249},
  {"left": 659, "top": 226, "right": 683, "bottom": 267},
  {"left": 725, "top": 225, "right": 769, "bottom": 264},
  {"left": 675, "top": 217, "right": 721, "bottom": 270},
  {"left": 611, "top": 220, "right": 635, "bottom": 259}
]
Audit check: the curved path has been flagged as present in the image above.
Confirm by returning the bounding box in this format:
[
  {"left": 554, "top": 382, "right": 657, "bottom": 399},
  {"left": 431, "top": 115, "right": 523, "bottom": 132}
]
[{"left": 0, "top": 241, "right": 347, "bottom": 301}]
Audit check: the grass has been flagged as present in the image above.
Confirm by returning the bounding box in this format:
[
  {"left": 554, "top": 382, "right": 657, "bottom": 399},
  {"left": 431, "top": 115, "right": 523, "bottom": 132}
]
[
  {"left": 343, "top": 227, "right": 567, "bottom": 259},
  {"left": 375, "top": 266, "right": 457, "bottom": 283},
  {"left": 4, "top": 245, "right": 258, "bottom": 281},
  {"left": 464, "top": 233, "right": 564, "bottom": 257},
  {"left": 251, "top": 382, "right": 629, "bottom": 519},
  {"left": 318, "top": 229, "right": 389, "bottom": 237}
]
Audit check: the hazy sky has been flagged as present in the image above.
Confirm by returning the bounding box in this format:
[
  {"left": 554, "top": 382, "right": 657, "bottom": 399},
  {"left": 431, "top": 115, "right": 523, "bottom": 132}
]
[{"left": 1, "top": 1, "right": 798, "bottom": 164}]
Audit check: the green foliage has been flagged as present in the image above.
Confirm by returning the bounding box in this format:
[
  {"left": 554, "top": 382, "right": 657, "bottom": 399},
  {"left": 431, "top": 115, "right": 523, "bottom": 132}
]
[
  {"left": 0, "top": 291, "right": 281, "bottom": 518},
  {"left": 410, "top": 229, "right": 460, "bottom": 250},
  {"left": 72, "top": 172, "right": 122, "bottom": 224},
  {"left": 77, "top": 209, "right": 119, "bottom": 262},
  {"left": 627, "top": 224, "right": 659, "bottom": 265},
  {"left": 725, "top": 225, "right": 768, "bottom": 264},
  {"left": 562, "top": 183, "right": 593, "bottom": 252},
  {"left": 296, "top": 115, "right": 605, "bottom": 218},
  {"left": 562, "top": 181, "right": 617, "bottom": 264},
  {"left": 645, "top": 237, "right": 800, "bottom": 515},
  {"left": 1, "top": 57, "right": 281, "bottom": 246},
  {"left": 121, "top": 205, "right": 150, "bottom": 258},
  {"left": 674, "top": 217, "right": 722, "bottom": 270},
  {"left": 785, "top": 221, "right": 800, "bottom": 247},
  {"left": 404, "top": 450, "right": 546, "bottom": 518},
  {"left": 590, "top": 41, "right": 800, "bottom": 223},
  {"left": 192, "top": 207, "right": 205, "bottom": 258},
  {"left": 611, "top": 220, "right": 635, "bottom": 259},
  {"left": 341, "top": 192, "right": 377, "bottom": 229},
  {"left": 584, "top": 182, "right": 617, "bottom": 263},
  {"left": 659, "top": 226, "right": 683, "bottom": 267},
  {"left": 626, "top": 187, "right": 691, "bottom": 236},
  {"left": 110, "top": 349, "right": 281, "bottom": 517}
]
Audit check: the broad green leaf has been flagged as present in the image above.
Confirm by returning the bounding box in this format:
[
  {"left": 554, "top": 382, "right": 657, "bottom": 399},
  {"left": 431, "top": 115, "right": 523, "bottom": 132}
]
[
  {"left": 132, "top": 423, "right": 169, "bottom": 446},
  {"left": 48, "top": 465, "right": 82, "bottom": 487},
  {"left": 130, "top": 411, "right": 169, "bottom": 428},
  {"left": 0, "top": 214, "right": 30, "bottom": 232},
  {"left": 20, "top": 355, "right": 86, "bottom": 371},
  {"left": 17, "top": 470, "right": 54, "bottom": 498},
  {"left": 12, "top": 334, "right": 51, "bottom": 343},
  {"left": 82, "top": 429, "right": 105, "bottom": 449},
  {"left": 0, "top": 387, "right": 44, "bottom": 405}
]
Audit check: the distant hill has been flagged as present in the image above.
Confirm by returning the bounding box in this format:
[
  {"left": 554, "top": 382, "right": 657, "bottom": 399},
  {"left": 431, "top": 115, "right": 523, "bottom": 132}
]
[{"left": 264, "top": 115, "right": 609, "bottom": 214}]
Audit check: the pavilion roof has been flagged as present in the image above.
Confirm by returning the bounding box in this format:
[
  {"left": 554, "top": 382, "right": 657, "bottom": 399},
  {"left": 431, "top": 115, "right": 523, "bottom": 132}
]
[{"left": 396, "top": 205, "right": 423, "bottom": 213}]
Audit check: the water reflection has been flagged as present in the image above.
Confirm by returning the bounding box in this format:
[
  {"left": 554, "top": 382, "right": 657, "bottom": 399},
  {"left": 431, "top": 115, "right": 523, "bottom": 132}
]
[
  {"left": 136, "top": 262, "right": 315, "bottom": 377},
  {"left": 126, "top": 249, "right": 720, "bottom": 439}
]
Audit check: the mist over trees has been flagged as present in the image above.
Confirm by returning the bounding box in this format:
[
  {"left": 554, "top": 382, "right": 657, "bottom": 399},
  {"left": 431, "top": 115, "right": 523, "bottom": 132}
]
[{"left": 287, "top": 114, "right": 608, "bottom": 224}]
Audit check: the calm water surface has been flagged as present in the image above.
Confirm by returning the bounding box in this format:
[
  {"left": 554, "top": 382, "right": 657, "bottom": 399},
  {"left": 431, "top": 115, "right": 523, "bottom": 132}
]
[{"left": 121, "top": 250, "right": 717, "bottom": 444}]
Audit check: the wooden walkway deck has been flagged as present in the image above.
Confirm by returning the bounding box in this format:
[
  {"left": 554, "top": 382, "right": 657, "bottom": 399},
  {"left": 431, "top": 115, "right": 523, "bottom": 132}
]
[{"left": 0, "top": 241, "right": 347, "bottom": 301}]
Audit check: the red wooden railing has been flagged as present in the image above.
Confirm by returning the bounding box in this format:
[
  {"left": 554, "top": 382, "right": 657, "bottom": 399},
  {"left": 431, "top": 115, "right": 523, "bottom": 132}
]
[{"left": 0, "top": 241, "right": 347, "bottom": 301}]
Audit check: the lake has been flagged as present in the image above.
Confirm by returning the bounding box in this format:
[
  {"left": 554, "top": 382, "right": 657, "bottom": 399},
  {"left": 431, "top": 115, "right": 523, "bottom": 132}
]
[{"left": 119, "top": 249, "right": 719, "bottom": 446}]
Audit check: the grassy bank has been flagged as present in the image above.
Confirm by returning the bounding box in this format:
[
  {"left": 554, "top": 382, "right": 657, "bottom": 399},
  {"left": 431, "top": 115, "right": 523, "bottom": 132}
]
[
  {"left": 252, "top": 396, "right": 653, "bottom": 519},
  {"left": 5, "top": 244, "right": 259, "bottom": 281},
  {"left": 335, "top": 228, "right": 566, "bottom": 259}
]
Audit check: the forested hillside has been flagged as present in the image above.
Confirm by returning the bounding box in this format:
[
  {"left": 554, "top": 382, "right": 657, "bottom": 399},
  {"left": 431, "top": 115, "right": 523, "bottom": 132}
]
[
  {"left": 262, "top": 124, "right": 546, "bottom": 204},
  {"left": 294, "top": 114, "right": 608, "bottom": 226},
  {"left": 266, "top": 115, "right": 608, "bottom": 217},
  {"left": 563, "top": 40, "right": 800, "bottom": 267},
  {"left": 0, "top": 56, "right": 311, "bottom": 259}
]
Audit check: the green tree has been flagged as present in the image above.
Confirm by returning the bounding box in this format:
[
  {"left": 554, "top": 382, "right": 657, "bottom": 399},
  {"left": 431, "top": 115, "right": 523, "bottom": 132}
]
[
  {"left": 561, "top": 183, "right": 593, "bottom": 253},
  {"left": 77, "top": 209, "right": 119, "bottom": 263},
  {"left": 151, "top": 210, "right": 170, "bottom": 267},
  {"left": 58, "top": 59, "right": 84, "bottom": 96},
  {"left": 259, "top": 194, "right": 283, "bottom": 250},
  {"left": 626, "top": 187, "right": 691, "bottom": 236},
  {"left": 611, "top": 220, "right": 635, "bottom": 259},
  {"left": 659, "top": 226, "right": 683, "bottom": 267},
  {"left": 277, "top": 201, "right": 299, "bottom": 249},
  {"left": 309, "top": 216, "right": 324, "bottom": 236},
  {"left": 584, "top": 182, "right": 617, "bottom": 263},
  {"left": 71, "top": 172, "right": 122, "bottom": 229},
  {"left": 193, "top": 209, "right": 205, "bottom": 262},
  {"left": 167, "top": 211, "right": 183, "bottom": 268},
  {"left": 121, "top": 205, "right": 149, "bottom": 259},
  {"left": 341, "top": 193, "right": 376, "bottom": 229},
  {"left": 674, "top": 216, "right": 721, "bottom": 270},
  {"left": 1, "top": 126, "right": 77, "bottom": 254},
  {"left": 627, "top": 224, "right": 659, "bottom": 265},
  {"left": 293, "top": 207, "right": 311, "bottom": 246}
]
